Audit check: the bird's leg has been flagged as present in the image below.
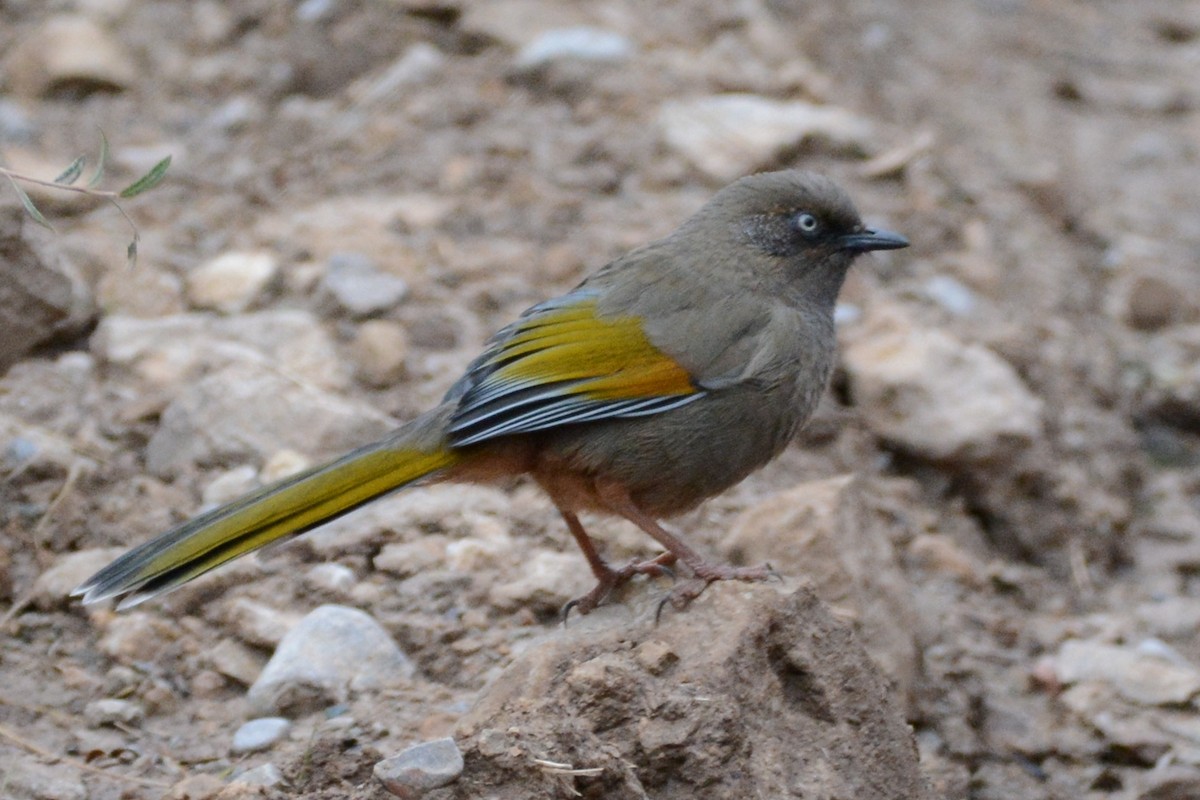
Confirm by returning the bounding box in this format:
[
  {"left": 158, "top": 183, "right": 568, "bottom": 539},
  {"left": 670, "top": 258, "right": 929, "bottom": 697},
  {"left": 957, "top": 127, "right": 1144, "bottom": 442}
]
[
  {"left": 557, "top": 507, "right": 675, "bottom": 618},
  {"left": 595, "top": 481, "right": 775, "bottom": 612}
]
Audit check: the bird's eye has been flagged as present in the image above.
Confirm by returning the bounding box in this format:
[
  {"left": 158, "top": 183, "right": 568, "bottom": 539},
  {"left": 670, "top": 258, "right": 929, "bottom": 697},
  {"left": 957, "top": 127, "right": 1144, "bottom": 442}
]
[{"left": 794, "top": 213, "right": 821, "bottom": 236}]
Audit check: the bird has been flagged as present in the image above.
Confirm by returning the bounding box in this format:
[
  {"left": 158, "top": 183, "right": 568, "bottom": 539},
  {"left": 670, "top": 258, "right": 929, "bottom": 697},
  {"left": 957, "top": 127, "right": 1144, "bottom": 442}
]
[{"left": 73, "top": 170, "right": 908, "bottom": 616}]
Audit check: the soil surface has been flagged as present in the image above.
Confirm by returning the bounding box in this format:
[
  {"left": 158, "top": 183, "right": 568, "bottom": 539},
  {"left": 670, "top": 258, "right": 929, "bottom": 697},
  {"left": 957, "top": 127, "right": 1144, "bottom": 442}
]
[{"left": 3, "top": 1, "right": 1200, "bottom": 799}]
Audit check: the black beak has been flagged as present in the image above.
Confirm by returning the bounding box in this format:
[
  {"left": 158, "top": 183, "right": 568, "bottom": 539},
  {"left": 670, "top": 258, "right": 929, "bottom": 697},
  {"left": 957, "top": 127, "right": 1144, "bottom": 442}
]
[{"left": 839, "top": 228, "right": 909, "bottom": 253}]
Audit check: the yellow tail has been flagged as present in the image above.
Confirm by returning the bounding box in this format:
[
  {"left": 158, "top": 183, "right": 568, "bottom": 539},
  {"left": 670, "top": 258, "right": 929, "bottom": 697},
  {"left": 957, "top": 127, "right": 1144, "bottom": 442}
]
[{"left": 73, "top": 430, "right": 459, "bottom": 608}]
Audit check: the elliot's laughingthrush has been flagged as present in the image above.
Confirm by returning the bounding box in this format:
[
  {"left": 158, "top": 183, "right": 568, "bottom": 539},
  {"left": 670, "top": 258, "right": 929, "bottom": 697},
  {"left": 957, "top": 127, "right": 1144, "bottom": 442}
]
[{"left": 75, "top": 170, "right": 908, "bottom": 615}]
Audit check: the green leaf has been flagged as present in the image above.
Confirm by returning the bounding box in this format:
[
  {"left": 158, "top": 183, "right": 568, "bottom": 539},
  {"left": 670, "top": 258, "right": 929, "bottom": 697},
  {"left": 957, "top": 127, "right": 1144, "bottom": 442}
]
[
  {"left": 87, "top": 130, "right": 110, "bottom": 188},
  {"left": 54, "top": 156, "right": 86, "bottom": 185},
  {"left": 5, "top": 174, "right": 54, "bottom": 232},
  {"left": 119, "top": 155, "right": 171, "bottom": 198}
]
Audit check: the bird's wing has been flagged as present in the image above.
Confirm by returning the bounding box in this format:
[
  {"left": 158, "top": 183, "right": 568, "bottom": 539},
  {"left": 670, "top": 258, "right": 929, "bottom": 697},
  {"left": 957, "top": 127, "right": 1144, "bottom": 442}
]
[{"left": 445, "top": 289, "right": 707, "bottom": 447}]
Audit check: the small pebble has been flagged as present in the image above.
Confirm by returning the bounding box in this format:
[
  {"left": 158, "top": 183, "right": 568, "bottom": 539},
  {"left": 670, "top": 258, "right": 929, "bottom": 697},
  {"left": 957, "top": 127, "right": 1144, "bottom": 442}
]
[
  {"left": 305, "top": 562, "right": 357, "bottom": 594},
  {"left": 206, "top": 638, "right": 265, "bottom": 686},
  {"left": 223, "top": 597, "right": 301, "bottom": 648},
  {"left": 352, "top": 320, "right": 409, "bottom": 386},
  {"left": 186, "top": 251, "right": 278, "bottom": 313},
  {"left": 247, "top": 604, "right": 415, "bottom": 716},
  {"left": 0, "top": 98, "right": 37, "bottom": 142},
  {"left": 232, "top": 717, "right": 291, "bottom": 754},
  {"left": 85, "top": 698, "right": 144, "bottom": 727},
  {"left": 32, "top": 548, "right": 126, "bottom": 610},
  {"left": 658, "top": 94, "right": 874, "bottom": 181},
  {"left": 355, "top": 44, "right": 446, "bottom": 104},
  {"left": 191, "top": 670, "right": 227, "bottom": 698},
  {"left": 99, "top": 612, "right": 181, "bottom": 663},
  {"left": 321, "top": 252, "right": 408, "bottom": 317},
  {"left": 634, "top": 640, "right": 678, "bottom": 675},
  {"left": 233, "top": 762, "right": 285, "bottom": 787},
  {"left": 516, "top": 27, "right": 634, "bottom": 68},
  {"left": 201, "top": 465, "right": 259, "bottom": 507},
  {"left": 923, "top": 275, "right": 977, "bottom": 316},
  {"left": 165, "top": 773, "right": 224, "bottom": 800},
  {"left": 261, "top": 449, "right": 311, "bottom": 483},
  {"left": 833, "top": 302, "right": 861, "bottom": 326}
]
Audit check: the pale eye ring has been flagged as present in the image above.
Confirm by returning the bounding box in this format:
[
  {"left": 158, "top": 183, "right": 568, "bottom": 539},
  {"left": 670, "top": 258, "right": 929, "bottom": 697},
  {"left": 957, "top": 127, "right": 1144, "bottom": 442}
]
[{"left": 795, "top": 212, "right": 820, "bottom": 235}]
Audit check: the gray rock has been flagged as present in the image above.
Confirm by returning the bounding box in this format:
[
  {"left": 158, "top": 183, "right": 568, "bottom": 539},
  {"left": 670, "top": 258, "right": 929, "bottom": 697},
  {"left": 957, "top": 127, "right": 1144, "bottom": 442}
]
[
  {"left": 248, "top": 604, "right": 415, "bottom": 716},
  {"left": 222, "top": 597, "right": 302, "bottom": 648},
  {"left": 843, "top": 306, "right": 1043, "bottom": 462},
  {"left": 0, "top": 200, "right": 94, "bottom": 373},
  {"left": 456, "top": 584, "right": 929, "bottom": 799},
  {"left": 1135, "top": 597, "right": 1200, "bottom": 639},
  {"left": 354, "top": 44, "right": 446, "bottom": 105},
  {"left": 205, "top": 95, "right": 263, "bottom": 134},
  {"left": 351, "top": 319, "right": 409, "bottom": 387},
  {"left": 374, "top": 738, "right": 465, "bottom": 797},
  {"left": 205, "top": 638, "right": 266, "bottom": 685},
  {"left": 1055, "top": 639, "right": 1200, "bottom": 706},
  {"left": 200, "top": 465, "right": 260, "bottom": 507},
  {"left": 164, "top": 775, "right": 225, "bottom": 800},
  {"left": 320, "top": 252, "right": 408, "bottom": 317},
  {"left": 1136, "top": 766, "right": 1200, "bottom": 800},
  {"left": 1139, "top": 324, "right": 1200, "bottom": 422},
  {"left": 33, "top": 548, "right": 126, "bottom": 609},
  {"left": 4, "top": 14, "right": 136, "bottom": 98},
  {"left": 254, "top": 195, "right": 452, "bottom": 286},
  {"left": 233, "top": 762, "right": 285, "bottom": 787},
  {"left": 296, "top": 0, "right": 336, "bottom": 23},
  {"left": 722, "top": 474, "right": 920, "bottom": 709},
  {"left": 98, "top": 612, "right": 181, "bottom": 663},
  {"left": 923, "top": 275, "right": 977, "bottom": 316},
  {"left": 658, "top": 94, "right": 874, "bottom": 181},
  {"left": 232, "top": 717, "right": 291, "bottom": 754},
  {"left": 304, "top": 562, "right": 357, "bottom": 595},
  {"left": 0, "top": 98, "right": 38, "bottom": 142},
  {"left": 96, "top": 261, "right": 186, "bottom": 317},
  {"left": 488, "top": 550, "right": 582, "bottom": 612},
  {"left": 144, "top": 361, "right": 393, "bottom": 477},
  {"left": 93, "top": 309, "right": 348, "bottom": 391},
  {"left": 3, "top": 756, "right": 86, "bottom": 800},
  {"left": 460, "top": 0, "right": 600, "bottom": 49}
]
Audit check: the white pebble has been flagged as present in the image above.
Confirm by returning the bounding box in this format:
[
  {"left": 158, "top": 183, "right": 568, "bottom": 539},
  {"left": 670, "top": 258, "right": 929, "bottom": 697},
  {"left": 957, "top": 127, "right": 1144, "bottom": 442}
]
[{"left": 232, "top": 717, "right": 291, "bottom": 754}]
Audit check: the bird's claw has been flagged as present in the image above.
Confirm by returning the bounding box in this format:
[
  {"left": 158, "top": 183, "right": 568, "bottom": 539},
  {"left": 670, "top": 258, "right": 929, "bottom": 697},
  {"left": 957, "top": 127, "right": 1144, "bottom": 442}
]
[
  {"left": 561, "top": 552, "right": 678, "bottom": 625},
  {"left": 652, "top": 561, "right": 780, "bottom": 625}
]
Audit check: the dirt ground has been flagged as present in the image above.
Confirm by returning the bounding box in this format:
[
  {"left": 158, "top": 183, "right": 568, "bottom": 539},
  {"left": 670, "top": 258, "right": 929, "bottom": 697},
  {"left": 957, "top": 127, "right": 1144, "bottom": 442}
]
[{"left": 3, "top": 1, "right": 1200, "bottom": 798}]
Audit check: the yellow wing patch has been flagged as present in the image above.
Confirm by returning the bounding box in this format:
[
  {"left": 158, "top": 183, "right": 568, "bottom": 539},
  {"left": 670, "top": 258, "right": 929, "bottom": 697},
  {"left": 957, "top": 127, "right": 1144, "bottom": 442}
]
[
  {"left": 448, "top": 296, "right": 703, "bottom": 446},
  {"left": 487, "top": 300, "right": 695, "bottom": 400}
]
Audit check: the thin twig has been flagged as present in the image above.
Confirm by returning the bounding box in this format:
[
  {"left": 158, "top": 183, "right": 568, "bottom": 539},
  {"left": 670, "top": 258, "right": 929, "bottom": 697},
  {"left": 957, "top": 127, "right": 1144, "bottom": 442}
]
[
  {"left": 1068, "top": 537, "right": 1095, "bottom": 599},
  {"left": 0, "top": 589, "right": 37, "bottom": 633},
  {"left": 0, "top": 723, "right": 170, "bottom": 789},
  {"left": 1, "top": 459, "right": 87, "bottom": 631}
]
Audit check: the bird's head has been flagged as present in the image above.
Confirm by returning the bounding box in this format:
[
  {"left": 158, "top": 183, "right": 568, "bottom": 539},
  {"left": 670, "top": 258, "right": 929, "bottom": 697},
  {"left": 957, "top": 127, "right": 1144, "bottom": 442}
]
[{"left": 684, "top": 170, "right": 908, "bottom": 306}]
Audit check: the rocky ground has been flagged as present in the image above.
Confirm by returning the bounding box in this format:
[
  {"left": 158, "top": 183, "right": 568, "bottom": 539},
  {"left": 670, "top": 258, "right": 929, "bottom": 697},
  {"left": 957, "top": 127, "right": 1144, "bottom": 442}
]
[{"left": 2, "top": 1, "right": 1200, "bottom": 798}]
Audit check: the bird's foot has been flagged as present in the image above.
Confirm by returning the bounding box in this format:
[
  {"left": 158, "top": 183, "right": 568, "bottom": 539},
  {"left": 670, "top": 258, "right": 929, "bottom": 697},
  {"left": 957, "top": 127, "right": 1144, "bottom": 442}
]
[
  {"left": 561, "top": 552, "right": 677, "bottom": 623},
  {"left": 655, "top": 561, "right": 778, "bottom": 624}
]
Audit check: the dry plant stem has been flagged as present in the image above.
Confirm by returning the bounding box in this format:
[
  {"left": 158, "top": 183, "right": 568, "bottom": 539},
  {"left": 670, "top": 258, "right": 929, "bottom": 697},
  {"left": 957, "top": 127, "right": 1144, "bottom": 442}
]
[
  {"left": 1, "top": 166, "right": 140, "bottom": 233},
  {"left": 0, "top": 722, "right": 170, "bottom": 789},
  {"left": 0, "top": 460, "right": 88, "bottom": 631},
  {"left": 32, "top": 459, "right": 85, "bottom": 564},
  {"left": 0, "top": 166, "right": 119, "bottom": 198}
]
